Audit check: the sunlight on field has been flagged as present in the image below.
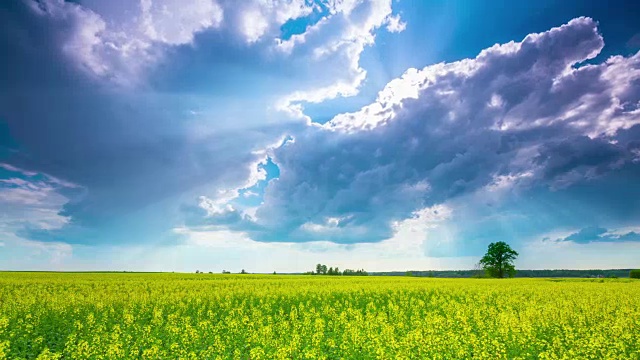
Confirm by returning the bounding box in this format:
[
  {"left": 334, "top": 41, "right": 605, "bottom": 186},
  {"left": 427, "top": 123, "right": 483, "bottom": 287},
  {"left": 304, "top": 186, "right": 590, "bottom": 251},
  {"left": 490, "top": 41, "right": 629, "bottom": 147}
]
[{"left": 0, "top": 273, "right": 639, "bottom": 359}]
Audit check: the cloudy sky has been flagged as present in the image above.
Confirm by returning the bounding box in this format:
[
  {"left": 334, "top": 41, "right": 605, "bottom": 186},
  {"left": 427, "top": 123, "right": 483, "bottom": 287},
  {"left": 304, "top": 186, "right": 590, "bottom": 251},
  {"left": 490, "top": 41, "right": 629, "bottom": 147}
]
[{"left": 1, "top": 0, "right": 640, "bottom": 272}]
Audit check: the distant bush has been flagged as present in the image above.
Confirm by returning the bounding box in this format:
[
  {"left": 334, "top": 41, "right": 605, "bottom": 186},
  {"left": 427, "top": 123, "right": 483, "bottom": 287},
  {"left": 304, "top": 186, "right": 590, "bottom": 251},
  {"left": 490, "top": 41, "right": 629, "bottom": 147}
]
[{"left": 631, "top": 270, "right": 640, "bottom": 279}]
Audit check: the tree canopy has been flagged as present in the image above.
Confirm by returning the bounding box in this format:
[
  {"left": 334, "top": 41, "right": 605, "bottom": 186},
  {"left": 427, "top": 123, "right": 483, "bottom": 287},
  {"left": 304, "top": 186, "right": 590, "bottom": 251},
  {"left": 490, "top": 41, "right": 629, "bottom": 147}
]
[{"left": 479, "top": 241, "right": 519, "bottom": 278}]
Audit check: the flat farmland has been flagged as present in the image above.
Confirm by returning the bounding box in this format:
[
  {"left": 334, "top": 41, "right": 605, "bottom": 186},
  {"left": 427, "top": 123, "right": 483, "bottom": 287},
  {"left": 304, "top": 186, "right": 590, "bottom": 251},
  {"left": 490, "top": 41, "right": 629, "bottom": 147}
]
[{"left": 0, "top": 273, "right": 638, "bottom": 359}]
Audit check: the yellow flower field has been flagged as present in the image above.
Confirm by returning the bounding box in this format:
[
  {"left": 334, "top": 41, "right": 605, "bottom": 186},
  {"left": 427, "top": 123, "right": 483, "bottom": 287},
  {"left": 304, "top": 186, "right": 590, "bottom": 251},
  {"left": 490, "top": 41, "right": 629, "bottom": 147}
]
[{"left": 0, "top": 273, "right": 638, "bottom": 359}]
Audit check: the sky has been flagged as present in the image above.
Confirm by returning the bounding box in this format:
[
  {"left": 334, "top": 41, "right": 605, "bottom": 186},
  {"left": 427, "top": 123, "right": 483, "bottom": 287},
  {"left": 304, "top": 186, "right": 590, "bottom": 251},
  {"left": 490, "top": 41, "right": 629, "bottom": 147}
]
[{"left": 1, "top": 0, "right": 640, "bottom": 272}]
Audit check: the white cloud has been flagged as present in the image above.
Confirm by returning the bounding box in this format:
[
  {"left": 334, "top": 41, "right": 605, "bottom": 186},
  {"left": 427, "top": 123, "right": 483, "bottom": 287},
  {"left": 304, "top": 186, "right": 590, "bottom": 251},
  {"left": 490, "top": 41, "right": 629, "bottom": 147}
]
[
  {"left": 196, "top": 156, "right": 269, "bottom": 215},
  {"left": 140, "top": 0, "right": 224, "bottom": 45},
  {"left": 222, "top": 0, "right": 315, "bottom": 44},
  {"left": 385, "top": 204, "right": 453, "bottom": 253},
  {"left": 0, "top": 164, "right": 79, "bottom": 235},
  {"left": 28, "top": 0, "right": 405, "bottom": 129},
  {"left": 485, "top": 171, "right": 534, "bottom": 192},
  {"left": 275, "top": 0, "right": 404, "bottom": 119},
  {"left": 0, "top": 163, "right": 38, "bottom": 176},
  {"left": 0, "top": 175, "right": 72, "bottom": 231},
  {"left": 29, "top": 0, "right": 150, "bottom": 85},
  {"left": 240, "top": 7, "right": 271, "bottom": 43},
  {"left": 385, "top": 14, "right": 406, "bottom": 33},
  {"left": 29, "top": 0, "right": 223, "bottom": 84}
]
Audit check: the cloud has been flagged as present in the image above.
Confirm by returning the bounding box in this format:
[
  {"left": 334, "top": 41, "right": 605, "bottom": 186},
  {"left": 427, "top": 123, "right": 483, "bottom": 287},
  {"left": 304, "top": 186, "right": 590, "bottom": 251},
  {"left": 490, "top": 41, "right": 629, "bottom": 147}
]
[
  {"left": 275, "top": 0, "right": 405, "bottom": 118},
  {"left": 0, "top": 1, "right": 308, "bottom": 245},
  {"left": 223, "top": 0, "right": 314, "bottom": 43},
  {"left": 199, "top": 17, "right": 640, "bottom": 247},
  {"left": 27, "top": 0, "right": 403, "bottom": 96},
  {"left": 0, "top": 165, "right": 75, "bottom": 232},
  {"left": 26, "top": 0, "right": 156, "bottom": 85},
  {"left": 0, "top": 0, "right": 409, "bottom": 247},
  {"left": 560, "top": 226, "right": 640, "bottom": 243},
  {"left": 385, "top": 14, "right": 406, "bottom": 33},
  {"left": 140, "top": 0, "right": 224, "bottom": 45}
]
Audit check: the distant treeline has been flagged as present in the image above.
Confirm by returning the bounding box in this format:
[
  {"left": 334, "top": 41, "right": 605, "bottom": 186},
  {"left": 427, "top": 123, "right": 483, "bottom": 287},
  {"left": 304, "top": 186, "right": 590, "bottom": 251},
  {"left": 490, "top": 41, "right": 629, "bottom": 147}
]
[
  {"left": 303, "top": 264, "right": 369, "bottom": 276},
  {"left": 373, "top": 269, "right": 635, "bottom": 278}
]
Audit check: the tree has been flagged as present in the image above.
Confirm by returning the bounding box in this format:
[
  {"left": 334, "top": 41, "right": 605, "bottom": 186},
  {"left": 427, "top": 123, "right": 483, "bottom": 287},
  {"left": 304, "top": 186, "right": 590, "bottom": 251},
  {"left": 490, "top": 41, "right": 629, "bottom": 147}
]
[
  {"left": 320, "top": 264, "right": 327, "bottom": 275},
  {"left": 240, "top": 269, "right": 247, "bottom": 274},
  {"left": 328, "top": 267, "right": 334, "bottom": 275},
  {"left": 479, "top": 242, "right": 518, "bottom": 278},
  {"left": 316, "top": 264, "right": 322, "bottom": 275}
]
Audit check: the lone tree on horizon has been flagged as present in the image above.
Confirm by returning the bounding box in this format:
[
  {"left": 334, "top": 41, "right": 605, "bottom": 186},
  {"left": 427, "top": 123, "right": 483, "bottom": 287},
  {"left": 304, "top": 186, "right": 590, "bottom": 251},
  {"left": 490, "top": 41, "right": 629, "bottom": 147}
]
[{"left": 479, "top": 241, "right": 518, "bottom": 278}]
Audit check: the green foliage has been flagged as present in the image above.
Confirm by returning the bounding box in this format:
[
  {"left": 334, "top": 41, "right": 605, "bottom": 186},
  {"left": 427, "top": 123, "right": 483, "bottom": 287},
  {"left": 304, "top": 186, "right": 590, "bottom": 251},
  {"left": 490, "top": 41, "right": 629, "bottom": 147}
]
[
  {"left": 312, "top": 264, "right": 350, "bottom": 275},
  {"left": 631, "top": 269, "right": 640, "bottom": 279},
  {"left": 342, "top": 269, "right": 368, "bottom": 276},
  {"left": 479, "top": 241, "right": 519, "bottom": 278},
  {"left": 315, "top": 264, "right": 329, "bottom": 275}
]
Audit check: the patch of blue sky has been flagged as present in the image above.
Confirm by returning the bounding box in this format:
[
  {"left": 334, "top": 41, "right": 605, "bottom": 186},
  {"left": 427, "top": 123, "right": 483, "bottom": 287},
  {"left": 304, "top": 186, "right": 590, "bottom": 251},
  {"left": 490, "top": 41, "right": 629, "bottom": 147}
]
[
  {"left": 279, "top": 1, "right": 331, "bottom": 41},
  {"left": 235, "top": 157, "right": 280, "bottom": 207}
]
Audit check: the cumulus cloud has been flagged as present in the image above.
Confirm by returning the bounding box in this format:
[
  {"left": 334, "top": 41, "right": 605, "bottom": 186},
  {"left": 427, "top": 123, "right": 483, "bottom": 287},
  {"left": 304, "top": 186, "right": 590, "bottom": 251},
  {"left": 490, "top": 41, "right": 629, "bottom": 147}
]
[
  {"left": 221, "top": 0, "right": 314, "bottom": 43},
  {"left": 27, "top": 0, "right": 156, "bottom": 85},
  {"left": 27, "top": 0, "right": 403, "bottom": 96},
  {"left": 385, "top": 14, "right": 406, "bottom": 33},
  {"left": 275, "top": 0, "right": 405, "bottom": 118},
  {"left": 199, "top": 17, "right": 640, "bottom": 247}
]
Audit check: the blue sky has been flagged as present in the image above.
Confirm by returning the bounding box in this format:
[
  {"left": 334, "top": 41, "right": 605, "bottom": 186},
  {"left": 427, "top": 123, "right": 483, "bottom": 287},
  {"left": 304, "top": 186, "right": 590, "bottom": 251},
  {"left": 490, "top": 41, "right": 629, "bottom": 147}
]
[{"left": 1, "top": 0, "right": 639, "bottom": 272}]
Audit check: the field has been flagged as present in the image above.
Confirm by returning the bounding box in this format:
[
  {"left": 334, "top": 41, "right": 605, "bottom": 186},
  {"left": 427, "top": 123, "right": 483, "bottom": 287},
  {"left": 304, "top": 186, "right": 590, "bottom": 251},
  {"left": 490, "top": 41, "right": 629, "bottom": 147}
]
[{"left": 0, "top": 273, "right": 639, "bottom": 359}]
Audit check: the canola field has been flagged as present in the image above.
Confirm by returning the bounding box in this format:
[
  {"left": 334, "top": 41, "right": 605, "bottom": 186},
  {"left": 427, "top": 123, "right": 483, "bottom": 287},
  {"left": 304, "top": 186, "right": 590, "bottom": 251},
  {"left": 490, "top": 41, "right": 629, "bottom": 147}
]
[{"left": 0, "top": 273, "right": 639, "bottom": 359}]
